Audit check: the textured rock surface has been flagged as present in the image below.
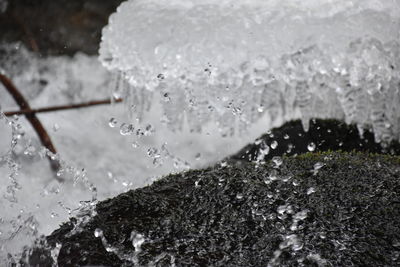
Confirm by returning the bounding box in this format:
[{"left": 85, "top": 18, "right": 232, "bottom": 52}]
[
  {"left": 27, "top": 119, "right": 400, "bottom": 266},
  {"left": 229, "top": 119, "right": 400, "bottom": 164},
  {"left": 34, "top": 152, "right": 400, "bottom": 266}
]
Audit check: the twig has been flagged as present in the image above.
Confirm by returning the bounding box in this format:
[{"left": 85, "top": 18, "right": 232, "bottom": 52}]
[
  {"left": 4, "top": 98, "right": 123, "bottom": 117},
  {"left": 0, "top": 74, "right": 61, "bottom": 179}
]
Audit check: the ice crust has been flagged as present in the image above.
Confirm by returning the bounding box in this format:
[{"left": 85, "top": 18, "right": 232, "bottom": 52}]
[{"left": 100, "top": 0, "right": 400, "bottom": 142}]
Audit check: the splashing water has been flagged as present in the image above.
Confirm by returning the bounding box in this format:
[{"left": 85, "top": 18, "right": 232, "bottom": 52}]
[
  {"left": 100, "top": 0, "right": 400, "bottom": 143},
  {"left": 1, "top": 44, "right": 257, "bottom": 263}
]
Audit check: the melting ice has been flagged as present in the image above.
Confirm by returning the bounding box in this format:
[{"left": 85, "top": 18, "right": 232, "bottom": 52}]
[{"left": 100, "top": 0, "right": 400, "bottom": 143}]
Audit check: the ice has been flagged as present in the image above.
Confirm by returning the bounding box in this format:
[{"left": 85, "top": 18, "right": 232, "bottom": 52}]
[{"left": 100, "top": 0, "right": 400, "bottom": 143}]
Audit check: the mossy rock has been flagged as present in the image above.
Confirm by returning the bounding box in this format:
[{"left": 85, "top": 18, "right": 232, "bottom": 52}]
[
  {"left": 28, "top": 151, "right": 400, "bottom": 266},
  {"left": 228, "top": 119, "right": 400, "bottom": 164},
  {"left": 26, "top": 119, "right": 400, "bottom": 266}
]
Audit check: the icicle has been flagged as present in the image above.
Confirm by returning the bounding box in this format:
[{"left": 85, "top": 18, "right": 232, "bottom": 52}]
[{"left": 99, "top": 0, "right": 400, "bottom": 143}]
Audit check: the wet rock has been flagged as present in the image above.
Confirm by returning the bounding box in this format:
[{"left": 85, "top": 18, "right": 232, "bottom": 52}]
[
  {"left": 32, "top": 150, "right": 400, "bottom": 266},
  {"left": 27, "top": 119, "right": 400, "bottom": 266},
  {"left": 228, "top": 119, "right": 400, "bottom": 165}
]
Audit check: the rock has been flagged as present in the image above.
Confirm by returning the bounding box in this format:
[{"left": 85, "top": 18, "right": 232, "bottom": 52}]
[
  {"left": 27, "top": 119, "right": 400, "bottom": 266},
  {"left": 30, "top": 151, "right": 400, "bottom": 266},
  {"left": 228, "top": 119, "right": 400, "bottom": 164}
]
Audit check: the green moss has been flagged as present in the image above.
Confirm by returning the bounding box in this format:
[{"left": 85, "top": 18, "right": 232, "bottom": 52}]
[{"left": 229, "top": 119, "right": 400, "bottom": 164}]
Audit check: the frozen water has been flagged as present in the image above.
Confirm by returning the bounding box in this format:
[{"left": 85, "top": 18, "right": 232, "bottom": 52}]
[{"left": 100, "top": 0, "right": 400, "bottom": 143}]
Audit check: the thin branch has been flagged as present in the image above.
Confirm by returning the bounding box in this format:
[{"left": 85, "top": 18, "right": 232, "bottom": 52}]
[
  {"left": 4, "top": 98, "right": 123, "bottom": 117},
  {"left": 0, "top": 74, "right": 61, "bottom": 179}
]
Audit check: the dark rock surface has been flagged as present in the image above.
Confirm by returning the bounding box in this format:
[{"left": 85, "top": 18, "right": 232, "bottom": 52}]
[
  {"left": 0, "top": 0, "right": 124, "bottom": 56},
  {"left": 28, "top": 120, "right": 400, "bottom": 266},
  {"left": 228, "top": 119, "right": 400, "bottom": 165}
]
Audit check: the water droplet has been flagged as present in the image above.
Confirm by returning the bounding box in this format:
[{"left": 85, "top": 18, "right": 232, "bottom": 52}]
[
  {"left": 94, "top": 228, "right": 103, "bottom": 238},
  {"left": 263, "top": 177, "right": 272, "bottom": 185},
  {"left": 392, "top": 240, "right": 400, "bottom": 247},
  {"left": 163, "top": 92, "right": 171, "bottom": 102},
  {"left": 307, "top": 187, "right": 316, "bottom": 195},
  {"left": 53, "top": 123, "right": 60, "bottom": 132},
  {"left": 144, "top": 124, "right": 155, "bottom": 136},
  {"left": 319, "top": 231, "right": 327, "bottom": 239},
  {"left": 109, "top": 118, "right": 118, "bottom": 128},
  {"left": 282, "top": 175, "right": 292, "bottom": 182},
  {"left": 131, "top": 141, "right": 139, "bottom": 148},
  {"left": 294, "top": 209, "right": 309, "bottom": 221},
  {"left": 272, "top": 156, "right": 283, "bottom": 167},
  {"left": 307, "top": 142, "right": 316, "bottom": 152},
  {"left": 195, "top": 153, "right": 201, "bottom": 160},
  {"left": 271, "top": 140, "right": 278, "bottom": 149},
  {"left": 280, "top": 234, "right": 303, "bottom": 251},
  {"left": 292, "top": 241, "right": 304, "bottom": 251},
  {"left": 283, "top": 134, "right": 290, "bottom": 139},
  {"left": 268, "top": 169, "right": 279, "bottom": 181},
  {"left": 258, "top": 143, "right": 270, "bottom": 158},
  {"left": 292, "top": 179, "right": 300, "bottom": 186},
  {"left": 287, "top": 143, "right": 294, "bottom": 153},
  {"left": 277, "top": 204, "right": 288, "bottom": 215},
  {"left": 122, "top": 181, "right": 130, "bottom": 187},
  {"left": 314, "top": 162, "right": 324, "bottom": 170},
  {"left": 173, "top": 158, "right": 191, "bottom": 170},
  {"left": 147, "top": 147, "right": 159, "bottom": 158},
  {"left": 112, "top": 90, "right": 122, "bottom": 99},
  {"left": 23, "top": 145, "right": 36, "bottom": 156},
  {"left": 236, "top": 193, "right": 244, "bottom": 200},
  {"left": 130, "top": 231, "right": 145, "bottom": 252},
  {"left": 312, "top": 162, "right": 325, "bottom": 175},
  {"left": 120, "top": 123, "right": 134, "bottom": 136}
]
